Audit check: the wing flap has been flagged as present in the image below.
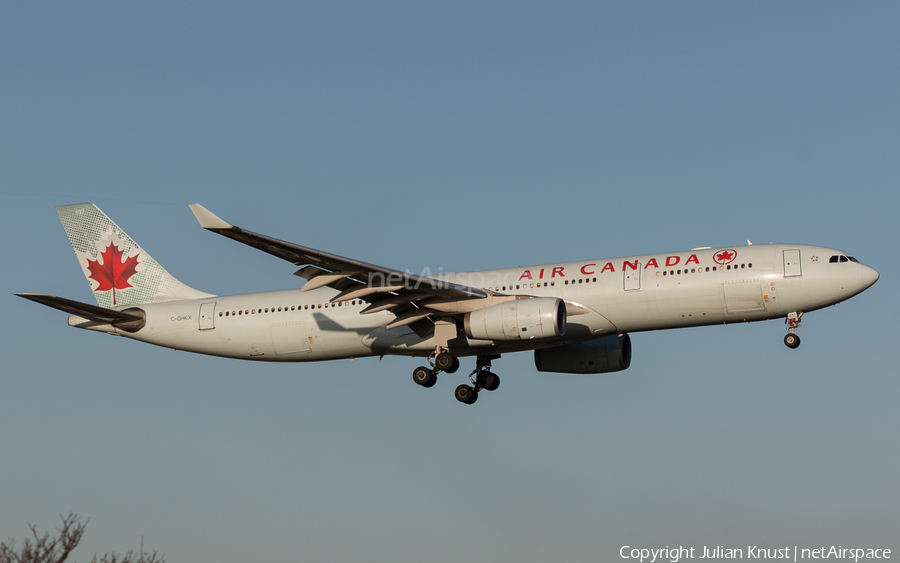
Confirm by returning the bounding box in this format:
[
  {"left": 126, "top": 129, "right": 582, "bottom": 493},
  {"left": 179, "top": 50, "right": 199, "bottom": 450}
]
[
  {"left": 385, "top": 308, "right": 436, "bottom": 329},
  {"left": 301, "top": 271, "right": 364, "bottom": 292}
]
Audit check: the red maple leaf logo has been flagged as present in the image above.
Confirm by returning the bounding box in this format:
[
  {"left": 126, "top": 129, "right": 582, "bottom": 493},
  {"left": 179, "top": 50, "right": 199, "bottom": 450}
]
[
  {"left": 714, "top": 250, "right": 736, "bottom": 264},
  {"left": 86, "top": 242, "right": 140, "bottom": 305}
]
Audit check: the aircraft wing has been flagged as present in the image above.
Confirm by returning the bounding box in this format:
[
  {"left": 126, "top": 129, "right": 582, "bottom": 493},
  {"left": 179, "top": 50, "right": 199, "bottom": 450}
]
[{"left": 189, "top": 205, "right": 488, "bottom": 327}]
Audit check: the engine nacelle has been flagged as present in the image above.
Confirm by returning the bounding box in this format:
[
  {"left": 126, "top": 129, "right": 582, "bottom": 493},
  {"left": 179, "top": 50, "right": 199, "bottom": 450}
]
[
  {"left": 534, "top": 333, "right": 632, "bottom": 374},
  {"left": 464, "top": 297, "right": 566, "bottom": 342}
]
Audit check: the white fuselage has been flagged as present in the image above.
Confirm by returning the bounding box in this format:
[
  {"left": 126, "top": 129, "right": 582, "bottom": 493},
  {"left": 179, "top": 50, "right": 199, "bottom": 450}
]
[{"left": 72, "top": 244, "right": 878, "bottom": 362}]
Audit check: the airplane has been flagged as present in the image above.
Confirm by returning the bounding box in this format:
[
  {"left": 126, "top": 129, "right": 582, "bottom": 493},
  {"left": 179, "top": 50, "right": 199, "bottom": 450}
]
[{"left": 17, "top": 203, "right": 880, "bottom": 405}]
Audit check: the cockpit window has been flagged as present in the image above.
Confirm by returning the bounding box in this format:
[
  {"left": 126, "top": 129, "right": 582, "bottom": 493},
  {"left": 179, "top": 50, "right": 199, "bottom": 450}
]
[
  {"left": 848, "top": 256, "right": 859, "bottom": 263},
  {"left": 829, "top": 255, "right": 839, "bottom": 263},
  {"left": 840, "top": 255, "right": 849, "bottom": 263}
]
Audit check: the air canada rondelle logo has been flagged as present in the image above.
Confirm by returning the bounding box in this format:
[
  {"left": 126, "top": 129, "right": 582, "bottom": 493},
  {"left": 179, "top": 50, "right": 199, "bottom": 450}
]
[{"left": 713, "top": 249, "right": 737, "bottom": 265}]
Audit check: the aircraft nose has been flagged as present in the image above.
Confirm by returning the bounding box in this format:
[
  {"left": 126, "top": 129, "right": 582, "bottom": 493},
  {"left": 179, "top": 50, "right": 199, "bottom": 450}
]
[{"left": 861, "top": 264, "right": 880, "bottom": 288}]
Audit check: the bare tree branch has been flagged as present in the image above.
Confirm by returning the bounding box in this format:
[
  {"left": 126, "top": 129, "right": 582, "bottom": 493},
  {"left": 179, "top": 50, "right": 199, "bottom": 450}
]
[{"left": 0, "top": 515, "right": 163, "bottom": 563}]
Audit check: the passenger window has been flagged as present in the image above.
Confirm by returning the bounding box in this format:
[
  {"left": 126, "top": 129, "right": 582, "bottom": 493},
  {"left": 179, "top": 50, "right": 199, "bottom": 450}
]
[{"left": 663, "top": 271, "right": 667, "bottom": 276}]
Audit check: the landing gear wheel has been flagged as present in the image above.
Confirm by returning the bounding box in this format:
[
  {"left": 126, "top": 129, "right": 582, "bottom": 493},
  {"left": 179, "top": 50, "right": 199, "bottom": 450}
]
[
  {"left": 784, "top": 333, "right": 801, "bottom": 349},
  {"left": 454, "top": 384, "right": 478, "bottom": 405},
  {"left": 476, "top": 371, "right": 500, "bottom": 391},
  {"left": 444, "top": 356, "right": 460, "bottom": 374},
  {"left": 434, "top": 352, "right": 457, "bottom": 372},
  {"left": 412, "top": 366, "right": 437, "bottom": 388}
]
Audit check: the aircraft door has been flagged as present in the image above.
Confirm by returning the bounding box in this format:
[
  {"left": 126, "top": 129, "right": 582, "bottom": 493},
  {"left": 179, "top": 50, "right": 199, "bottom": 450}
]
[
  {"left": 783, "top": 250, "right": 802, "bottom": 277},
  {"left": 199, "top": 302, "right": 217, "bottom": 330},
  {"left": 624, "top": 263, "right": 641, "bottom": 291},
  {"left": 200, "top": 301, "right": 216, "bottom": 330}
]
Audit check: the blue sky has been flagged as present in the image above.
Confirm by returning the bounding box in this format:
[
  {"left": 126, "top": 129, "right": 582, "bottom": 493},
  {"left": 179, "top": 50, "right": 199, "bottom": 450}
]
[{"left": 1, "top": 3, "right": 898, "bottom": 561}]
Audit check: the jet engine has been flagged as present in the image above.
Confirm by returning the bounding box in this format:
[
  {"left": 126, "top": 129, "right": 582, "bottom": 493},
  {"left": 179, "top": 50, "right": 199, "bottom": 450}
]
[
  {"left": 464, "top": 297, "right": 566, "bottom": 341},
  {"left": 534, "top": 333, "right": 632, "bottom": 374}
]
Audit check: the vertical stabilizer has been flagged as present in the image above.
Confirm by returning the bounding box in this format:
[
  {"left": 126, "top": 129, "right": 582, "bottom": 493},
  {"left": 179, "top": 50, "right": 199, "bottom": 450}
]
[{"left": 56, "top": 203, "right": 214, "bottom": 307}]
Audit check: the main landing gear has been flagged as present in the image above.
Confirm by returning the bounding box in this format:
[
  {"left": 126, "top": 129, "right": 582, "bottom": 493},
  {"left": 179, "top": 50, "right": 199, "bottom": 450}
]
[
  {"left": 784, "top": 311, "right": 803, "bottom": 349},
  {"left": 434, "top": 351, "right": 460, "bottom": 374},
  {"left": 455, "top": 355, "right": 500, "bottom": 405},
  {"left": 412, "top": 349, "right": 459, "bottom": 388},
  {"left": 411, "top": 351, "right": 500, "bottom": 405}
]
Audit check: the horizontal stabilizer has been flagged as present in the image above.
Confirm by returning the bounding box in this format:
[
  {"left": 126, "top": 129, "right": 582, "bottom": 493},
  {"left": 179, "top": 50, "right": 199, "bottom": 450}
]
[{"left": 16, "top": 293, "right": 146, "bottom": 331}]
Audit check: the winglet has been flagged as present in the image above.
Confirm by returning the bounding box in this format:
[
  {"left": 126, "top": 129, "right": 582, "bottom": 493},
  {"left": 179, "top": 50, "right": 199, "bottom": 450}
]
[{"left": 189, "top": 204, "right": 232, "bottom": 230}]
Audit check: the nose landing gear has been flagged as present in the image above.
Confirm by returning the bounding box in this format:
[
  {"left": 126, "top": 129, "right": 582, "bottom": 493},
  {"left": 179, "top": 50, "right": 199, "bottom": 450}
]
[{"left": 784, "top": 311, "right": 803, "bottom": 349}]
